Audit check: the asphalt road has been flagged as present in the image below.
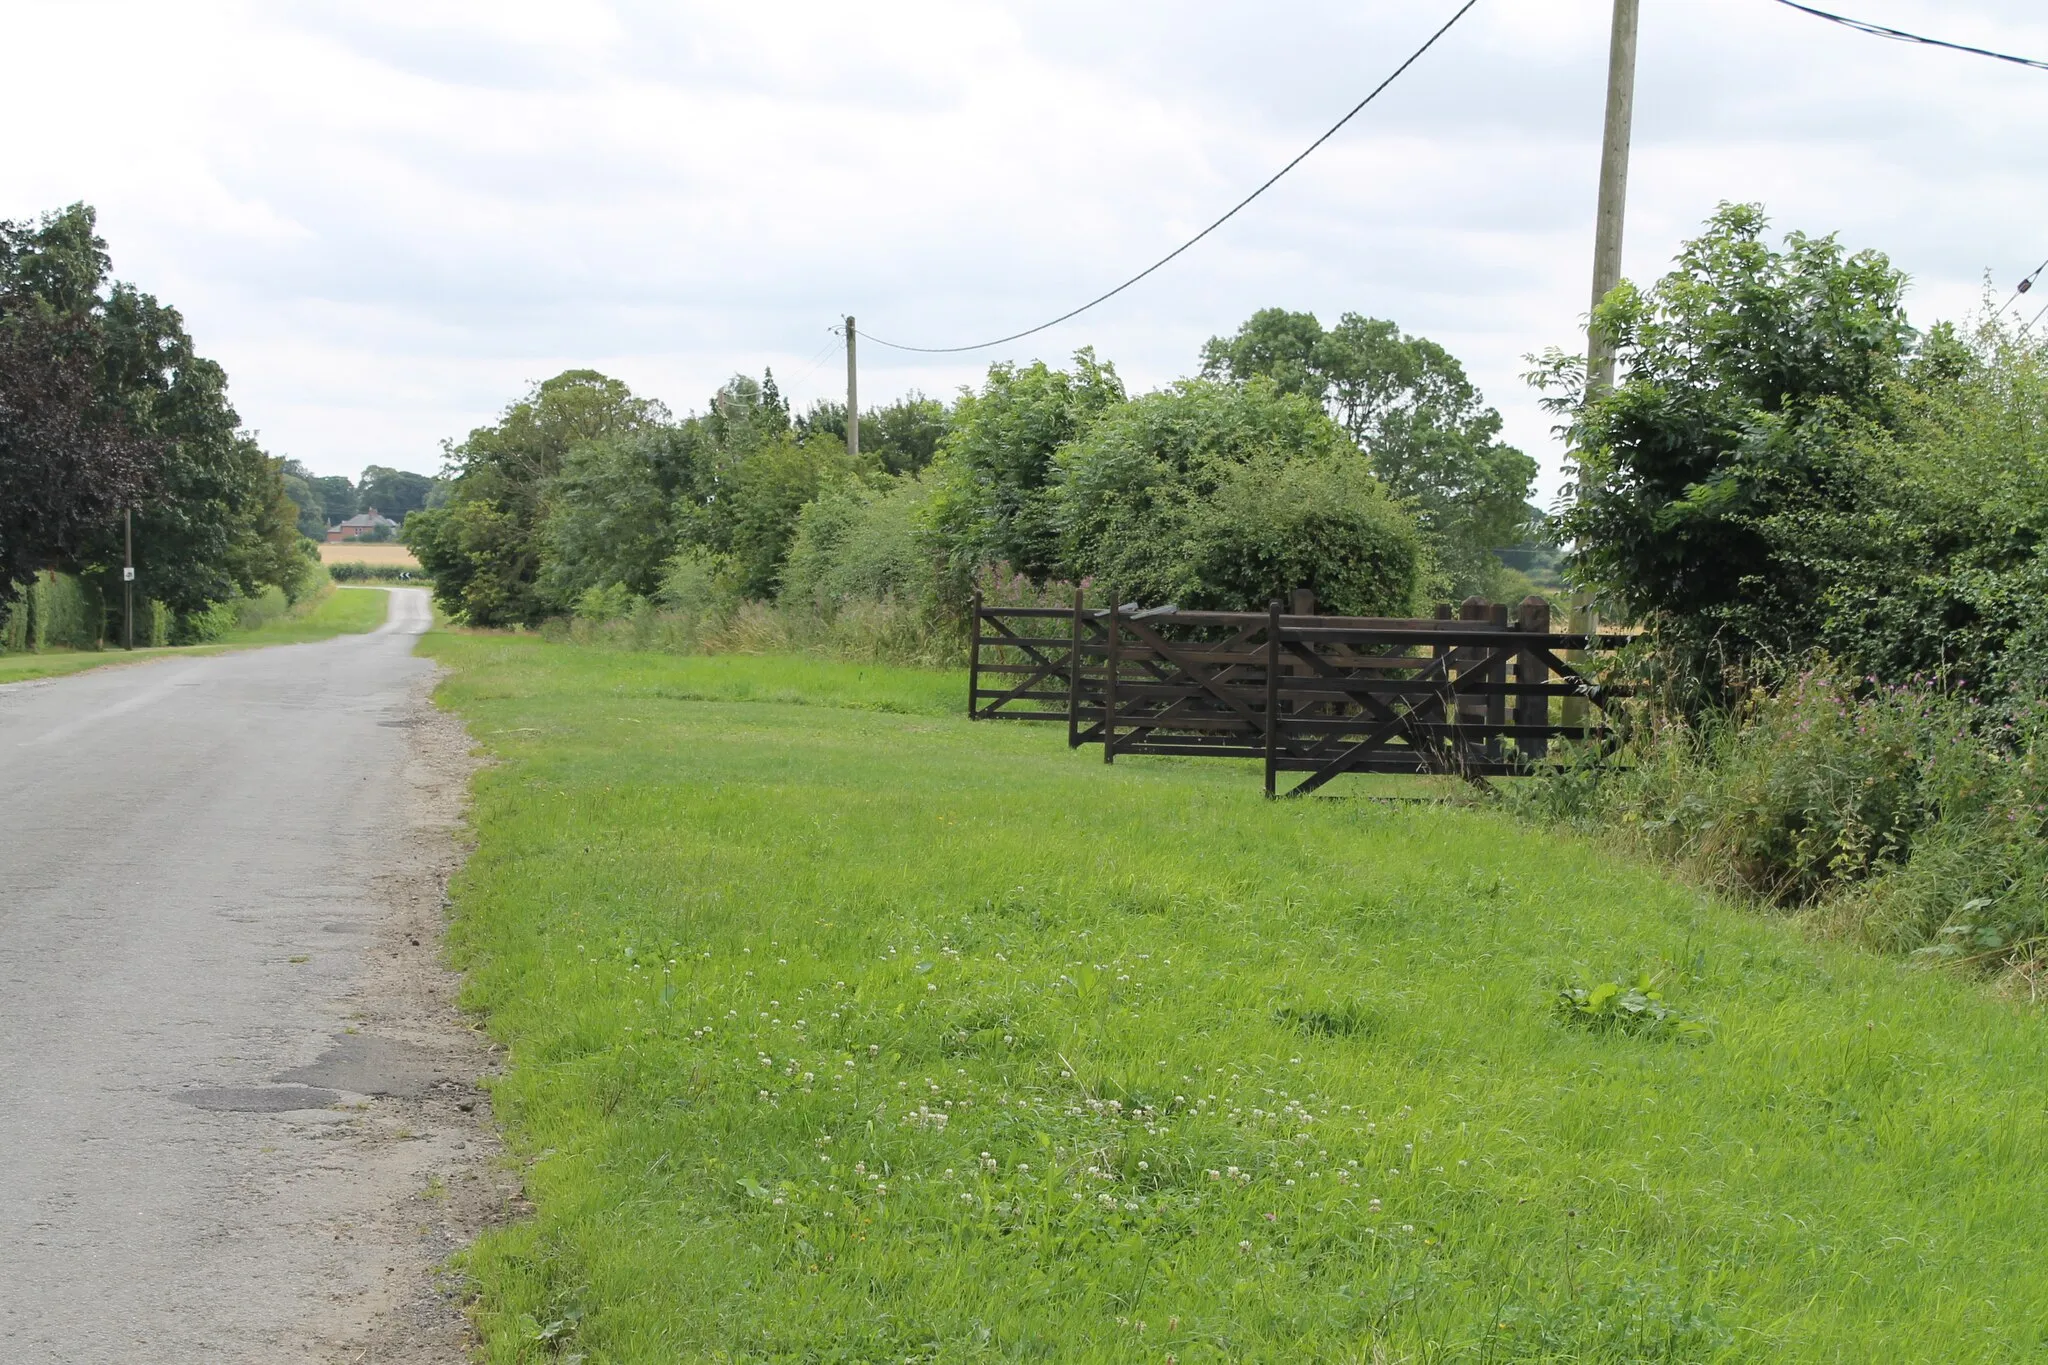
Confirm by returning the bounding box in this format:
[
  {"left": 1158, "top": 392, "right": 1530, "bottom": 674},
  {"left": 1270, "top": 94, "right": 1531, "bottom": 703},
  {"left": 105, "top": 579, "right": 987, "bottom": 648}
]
[{"left": 0, "top": 588, "right": 493, "bottom": 1363}]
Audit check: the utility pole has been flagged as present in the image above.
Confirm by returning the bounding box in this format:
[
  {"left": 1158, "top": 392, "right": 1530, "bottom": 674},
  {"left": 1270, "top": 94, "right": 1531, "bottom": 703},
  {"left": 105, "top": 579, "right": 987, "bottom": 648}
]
[
  {"left": 844, "top": 315, "right": 860, "bottom": 462},
  {"left": 1587, "top": 0, "right": 1640, "bottom": 395},
  {"left": 122, "top": 507, "right": 135, "bottom": 650}
]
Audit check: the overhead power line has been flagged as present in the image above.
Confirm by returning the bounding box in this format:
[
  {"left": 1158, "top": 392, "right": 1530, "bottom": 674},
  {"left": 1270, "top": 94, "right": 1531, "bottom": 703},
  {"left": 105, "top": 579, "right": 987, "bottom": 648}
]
[
  {"left": 1992, "top": 258, "right": 2048, "bottom": 324},
  {"left": 857, "top": 0, "right": 1479, "bottom": 355},
  {"left": 1772, "top": 0, "right": 2048, "bottom": 73}
]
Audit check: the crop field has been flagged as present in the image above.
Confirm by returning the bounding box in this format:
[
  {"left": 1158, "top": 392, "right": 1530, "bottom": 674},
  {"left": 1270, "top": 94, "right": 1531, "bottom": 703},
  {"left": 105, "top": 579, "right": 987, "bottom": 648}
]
[
  {"left": 425, "top": 633, "right": 2048, "bottom": 1363},
  {"left": 319, "top": 541, "right": 420, "bottom": 567},
  {"left": 0, "top": 585, "right": 394, "bottom": 685}
]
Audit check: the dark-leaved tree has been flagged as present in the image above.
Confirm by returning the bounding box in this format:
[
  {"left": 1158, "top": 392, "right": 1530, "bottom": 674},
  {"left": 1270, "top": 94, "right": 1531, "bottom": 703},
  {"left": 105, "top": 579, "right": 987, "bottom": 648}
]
[
  {"left": 2, "top": 203, "right": 307, "bottom": 630},
  {"left": 0, "top": 303, "right": 156, "bottom": 597}
]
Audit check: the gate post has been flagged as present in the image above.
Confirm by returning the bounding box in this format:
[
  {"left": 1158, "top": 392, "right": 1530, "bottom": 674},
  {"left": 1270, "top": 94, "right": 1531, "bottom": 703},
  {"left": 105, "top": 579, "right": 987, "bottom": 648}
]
[
  {"left": 1067, "top": 586, "right": 1084, "bottom": 748},
  {"left": 1456, "top": 597, "right": 1490, "bottom": 766},
  {"left": 1563, "top": 602, "right": 1597, "bottom": 738},
  {"left": 1485, "top": 601, "right": 1509, "bottom": 762},
  {"left": 1264, "top": 599, "right": 1282, "bottom": 798},
  {"left": 1102, "top": 597, "right": 1120, "bottom": 764},
  {"left": 968, "top": 585, "right": 983, "bottom": 719},
  {"left": 1515, "top": 595, "right": 1550, "bottom": 763}
]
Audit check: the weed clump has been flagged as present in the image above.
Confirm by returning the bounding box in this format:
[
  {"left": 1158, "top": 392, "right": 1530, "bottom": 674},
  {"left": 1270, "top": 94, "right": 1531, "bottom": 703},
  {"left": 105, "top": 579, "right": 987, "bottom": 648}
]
[{"left": 1553, "top": 972, "right": 1711, "bottom": 1042}]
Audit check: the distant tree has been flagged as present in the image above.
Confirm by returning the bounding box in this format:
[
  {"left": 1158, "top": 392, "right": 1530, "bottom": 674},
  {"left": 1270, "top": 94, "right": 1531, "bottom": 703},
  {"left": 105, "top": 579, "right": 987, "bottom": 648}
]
[
  {"left": 1203, "top": 308, "right": 1535, "bottom": 596},
  {"left": 407, "top": 369, "right": 666, "bottom": 625},
  {"left": 309, "top": 473, "right": 358, "bottom": 525},
  {"left": 798, "top": 393, "right": 950, "bottom": 476},
  {"left": 357, "top": 465, "right": 434, "bottom": 523},
  {"left": 279, "top": 460, "right": 331, "bottom": 540}
]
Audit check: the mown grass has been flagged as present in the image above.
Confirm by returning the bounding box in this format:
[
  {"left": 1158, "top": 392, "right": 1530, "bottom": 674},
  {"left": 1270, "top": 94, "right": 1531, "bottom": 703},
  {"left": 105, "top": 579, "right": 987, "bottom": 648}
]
[
  {"left": 0, "top": 585, "right": 394, "bottom": 684},
  {"left": 425, "top": 633, "right": 2048, "bottom": 1363}
]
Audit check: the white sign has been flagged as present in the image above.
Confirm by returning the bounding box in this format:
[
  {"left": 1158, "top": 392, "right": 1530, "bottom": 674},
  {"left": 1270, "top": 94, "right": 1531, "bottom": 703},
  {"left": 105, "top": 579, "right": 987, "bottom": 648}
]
[{"left": 122, "top": 567, "right": 135, "bottom": 582}]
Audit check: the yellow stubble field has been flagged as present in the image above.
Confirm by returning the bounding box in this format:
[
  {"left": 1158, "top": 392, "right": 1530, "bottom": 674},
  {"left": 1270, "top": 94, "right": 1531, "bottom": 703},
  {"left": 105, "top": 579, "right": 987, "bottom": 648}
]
[{"left": 318, "top": 542, "right": 420, "bottom": 568}]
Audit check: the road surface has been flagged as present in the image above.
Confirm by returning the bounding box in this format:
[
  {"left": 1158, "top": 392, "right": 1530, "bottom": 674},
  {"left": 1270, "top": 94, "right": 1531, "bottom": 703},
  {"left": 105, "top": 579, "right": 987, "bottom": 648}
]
[{"left": 0, "top": 588, "right": 502, "bottom": 1363}]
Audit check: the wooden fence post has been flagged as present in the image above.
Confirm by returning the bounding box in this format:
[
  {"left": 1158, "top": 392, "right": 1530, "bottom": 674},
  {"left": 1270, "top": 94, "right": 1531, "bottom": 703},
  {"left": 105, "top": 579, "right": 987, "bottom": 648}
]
[
  {"left": 1563, "top": 602, "right": 1597, "bottom": 737},
  {"left": 1103, "top": 597, "right": 1120, "bottom": 764},
  {"left": 1485, "top": 601, "right": 1509, "bottom": 761},
  {"left": 968, "top": 585, "right": 983, "bottom": 719},
  {"left": 1456, "top": 597, "right": 1489, "bottom": 766},
  {"left": 1515, "top": 595, "right": 1550, "bottom": 763},
  {"left": 1264, "top": 599, "right": 1283, "bottom": 798},
  {"left": 1067, "top": 586, "right": 1084, "bottom": 748}
]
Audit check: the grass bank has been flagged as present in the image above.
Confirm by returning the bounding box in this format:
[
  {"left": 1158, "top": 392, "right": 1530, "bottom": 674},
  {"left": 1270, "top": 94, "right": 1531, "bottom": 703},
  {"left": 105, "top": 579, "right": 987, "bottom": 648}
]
[
  {"left": 426, "top": 634, "right": 2048, "bottom": 1362},
  {"left": 0, "top": 585, "right": 395, "bottom": 685}
]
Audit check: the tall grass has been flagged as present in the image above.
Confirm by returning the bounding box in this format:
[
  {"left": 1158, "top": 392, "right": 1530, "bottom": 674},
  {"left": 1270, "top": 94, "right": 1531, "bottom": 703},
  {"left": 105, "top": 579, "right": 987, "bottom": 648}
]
[
  {"left": 553, "top": 563, "right": 1079, "bottom": 671},
  {"left": 1514, "top": 658, "right": 2048, "bottom": 969}
]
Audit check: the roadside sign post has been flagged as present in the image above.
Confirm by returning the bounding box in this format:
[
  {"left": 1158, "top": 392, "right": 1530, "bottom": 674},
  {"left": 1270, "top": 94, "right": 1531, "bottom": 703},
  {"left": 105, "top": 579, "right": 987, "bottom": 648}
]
[{"left": 123, "top": 507, "right": 135, "bottom": 651}]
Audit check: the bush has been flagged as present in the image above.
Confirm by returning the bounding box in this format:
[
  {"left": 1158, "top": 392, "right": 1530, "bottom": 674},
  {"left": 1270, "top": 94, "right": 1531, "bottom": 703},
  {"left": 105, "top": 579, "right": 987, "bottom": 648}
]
[
  {"left": 326, "top": 561, "right": 427, "bottom": 583},
  {"left": 1181, "top": 455, "right": 1425, "bottom": 615},
  {"left": 2, "top": 570, "right": 103, "bottom": 651},
  {"left": 1515, "top": 658, "right": 2048, "bottom": 963},
  {"left": 1055, "top": 378, "right": 1424, "bottom": 611},
  {"left": 779, "top": 477, "right": 936, "bottom": 618}
]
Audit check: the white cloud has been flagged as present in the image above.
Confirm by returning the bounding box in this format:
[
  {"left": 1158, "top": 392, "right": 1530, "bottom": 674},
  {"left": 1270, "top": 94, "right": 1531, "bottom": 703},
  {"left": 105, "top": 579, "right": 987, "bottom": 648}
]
[{"left": 5, "top": 0, "right": 2047, "bottom": 498}]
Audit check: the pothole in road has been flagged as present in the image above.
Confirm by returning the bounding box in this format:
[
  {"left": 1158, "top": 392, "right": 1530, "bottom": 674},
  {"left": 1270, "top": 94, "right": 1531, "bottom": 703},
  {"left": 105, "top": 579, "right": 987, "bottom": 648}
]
[
  {"left": 178, "top": 1085, "right": 341, "bottom": 1112},
  {"left": 281, "top": 1033, "right": 446, "bottom": 1098}
]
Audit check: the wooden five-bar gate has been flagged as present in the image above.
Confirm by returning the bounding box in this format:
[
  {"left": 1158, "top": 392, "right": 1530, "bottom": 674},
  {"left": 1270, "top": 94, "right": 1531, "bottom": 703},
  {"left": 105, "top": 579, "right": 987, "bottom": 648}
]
[{"left": 969, "top": 589, "right": 1628, "bottom": 796}]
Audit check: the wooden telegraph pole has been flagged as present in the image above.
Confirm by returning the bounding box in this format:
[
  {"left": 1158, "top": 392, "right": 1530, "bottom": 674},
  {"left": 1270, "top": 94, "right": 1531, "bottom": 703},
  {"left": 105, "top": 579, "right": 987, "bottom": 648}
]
[
  {"left": 844, "top": 315, "right": 860, "bottom": 462},
  {"left": 1587, "top": 0, "right": 1640, "bottom": 395}
]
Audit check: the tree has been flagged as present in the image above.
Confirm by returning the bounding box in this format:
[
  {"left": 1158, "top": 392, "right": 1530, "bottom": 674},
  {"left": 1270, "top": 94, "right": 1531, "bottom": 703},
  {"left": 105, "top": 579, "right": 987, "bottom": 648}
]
[
  {"left": 1203, "top": 309, "right": 1535, "bottom": 595},
  {"left": 2, "top": 203, "right": 303, "bottom": 627},
  {"left": 1053, "top": 378, "right": 1424, "bottom": 613},
  {"left": 357, "top": 465, "right": 434, "bottom": 523},
  {"left": 1535, "top": 203, "right": 1917, "bottom": 686},
  {"left": 409, "top": 369, "right": 666, "bottom": 625},
  {"left": 539, "top": 428, "right": 700, "bottom": 602},
  {"left": 279, "top": 462, "right": 330, "bottom": 541},
  {"left": 798, "top": 393, "right": 950, "bottom": 476},
  {"left": 0, "top": 303, "right": 156, "bottom": 598},
  {"left": 925, "top": 350, "right": 1125, "bottom": 589}
]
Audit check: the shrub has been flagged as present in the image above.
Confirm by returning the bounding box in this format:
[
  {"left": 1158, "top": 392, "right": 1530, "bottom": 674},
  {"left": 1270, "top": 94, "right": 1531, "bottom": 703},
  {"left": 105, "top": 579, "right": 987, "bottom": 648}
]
[
  {"left": 779, "top": 477, "right": 935, "bottom": 617},
  {"left": 326, "top": 561, "right": 427, "bottom": 583},
  {"left": 1181, "top": 455, "right": 1425, "bottom": 615},
  {"left": 657, "top": 545, "right": 742, "bottom": 620},
  {"left": 1515, "top": 658, "right": 2048, "bottom": 963},
  {"left": 574, "top": 582, "right": 640, "bottom": 623},
  {"left": 1054, "top": 378, "right": 1424, "bottom": 611}
]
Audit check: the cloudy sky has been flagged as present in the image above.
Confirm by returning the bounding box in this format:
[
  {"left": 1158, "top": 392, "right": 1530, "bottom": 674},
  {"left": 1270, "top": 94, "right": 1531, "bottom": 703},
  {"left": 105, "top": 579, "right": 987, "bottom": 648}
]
[{"left": 7, "top": 0, "right": 2047, "bottom": 499}]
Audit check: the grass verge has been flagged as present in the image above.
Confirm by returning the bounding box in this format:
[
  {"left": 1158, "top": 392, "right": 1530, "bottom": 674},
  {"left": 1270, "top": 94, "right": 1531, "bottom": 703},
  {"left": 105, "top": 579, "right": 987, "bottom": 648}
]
[
  {"left": 426, "top": 633, "right": 2048, "bottom": 1363},
  {"left": 0, "top": 585, "right": 396, "bottom": 684}
]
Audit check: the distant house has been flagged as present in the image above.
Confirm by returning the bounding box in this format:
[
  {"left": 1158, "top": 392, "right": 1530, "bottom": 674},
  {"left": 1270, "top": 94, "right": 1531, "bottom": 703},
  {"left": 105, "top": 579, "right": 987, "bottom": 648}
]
[{"left": 326, "top": 509, "right": 400, "bottom": 543}]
